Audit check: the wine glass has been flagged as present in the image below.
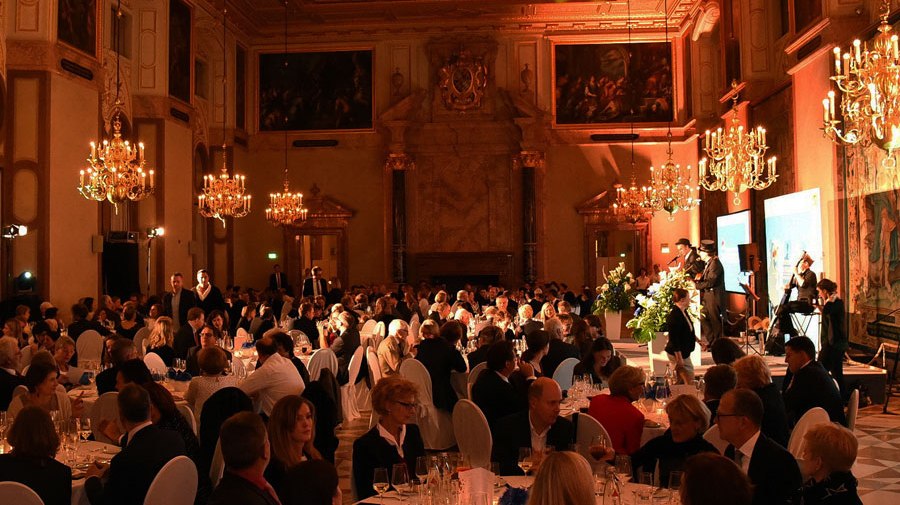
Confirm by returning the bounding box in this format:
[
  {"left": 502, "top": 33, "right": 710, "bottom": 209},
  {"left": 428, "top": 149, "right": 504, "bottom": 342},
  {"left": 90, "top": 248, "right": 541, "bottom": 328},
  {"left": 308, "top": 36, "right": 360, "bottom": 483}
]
[
  {"left": 667, "top": 470, "right": 683, "bottom": 490},
  {"left": 614, "top": 455, "right": 632, "bottom": 483},
  {"left": 79, "top": 418, "right": 92, "bottom": 444},
  {"left": 518, "top": 447, "right": 533, "bottom": 475},
  {"left": 415, "top": 455, "right": 430, "bottom": 488},
  {"left": 373, "top": 467, "right": 390, "bottom": 504},
  {"left": 589, "top": 435, "right": 610, "bottom": 462},
  {"left": 392, "top": 463, "right": 412, "bottom": 503}
]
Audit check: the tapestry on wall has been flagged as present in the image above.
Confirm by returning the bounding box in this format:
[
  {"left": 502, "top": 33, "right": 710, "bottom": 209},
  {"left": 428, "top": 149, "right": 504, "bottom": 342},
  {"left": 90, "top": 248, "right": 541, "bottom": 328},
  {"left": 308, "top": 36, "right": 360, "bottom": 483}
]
[
  {"left": 58, "top": 0, "right": 97, "bottom": 57},
  {"left": 258, "top": 50, "right": 373, "bottom": 131},
  {"left": 168, "top": 0, "right": 192, "bottom": 104},
  {"left": 553, "top": 42, "right": 673, "bottom": 125}
]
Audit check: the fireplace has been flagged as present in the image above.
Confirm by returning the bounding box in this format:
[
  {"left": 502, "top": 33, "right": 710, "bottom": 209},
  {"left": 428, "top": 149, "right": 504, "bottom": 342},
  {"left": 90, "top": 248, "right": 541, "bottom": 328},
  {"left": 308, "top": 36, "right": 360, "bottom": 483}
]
[{"left": 410, "top": 252, "right": 515, "bottom": 289}]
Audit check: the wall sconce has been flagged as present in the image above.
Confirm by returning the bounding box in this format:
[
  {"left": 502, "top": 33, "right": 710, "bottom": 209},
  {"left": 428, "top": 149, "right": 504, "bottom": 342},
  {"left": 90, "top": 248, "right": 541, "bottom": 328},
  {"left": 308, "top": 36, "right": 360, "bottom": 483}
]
[
  {"left": 1, "top": 224, "right": 28, "bottom": 239},
  {"left": 661, "top": 243, "right": 670, "bottom": 254},
  {"left": 147, "top": 226, "right": 165, "bottom": 238}
]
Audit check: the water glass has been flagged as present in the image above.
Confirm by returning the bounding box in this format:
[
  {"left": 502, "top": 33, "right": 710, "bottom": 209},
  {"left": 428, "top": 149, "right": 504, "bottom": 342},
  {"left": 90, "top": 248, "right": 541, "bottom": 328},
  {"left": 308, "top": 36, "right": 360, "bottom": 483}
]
[
  {"left": 667, "top": 471, "right": 683, "bottom": 490},
  {"left": 392, "top": 463, "right": 411, "bottom": 502},
  {"left": 614, "top": 455, "right": 632, "bottom": 483}
]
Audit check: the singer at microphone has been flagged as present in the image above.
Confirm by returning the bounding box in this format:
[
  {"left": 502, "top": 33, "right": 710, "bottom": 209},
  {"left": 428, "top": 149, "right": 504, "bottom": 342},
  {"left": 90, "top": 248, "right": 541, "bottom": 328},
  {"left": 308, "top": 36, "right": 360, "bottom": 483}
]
[{"left": 674, "top": 238, "right": 704, "bottom": 277}]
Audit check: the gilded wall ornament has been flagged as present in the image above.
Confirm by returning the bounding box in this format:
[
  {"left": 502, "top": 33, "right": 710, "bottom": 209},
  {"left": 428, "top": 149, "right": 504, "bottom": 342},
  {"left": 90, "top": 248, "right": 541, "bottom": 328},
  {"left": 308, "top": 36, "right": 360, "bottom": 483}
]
[{"left": 438, "top": 50, "right": 488, "bottom": 111}]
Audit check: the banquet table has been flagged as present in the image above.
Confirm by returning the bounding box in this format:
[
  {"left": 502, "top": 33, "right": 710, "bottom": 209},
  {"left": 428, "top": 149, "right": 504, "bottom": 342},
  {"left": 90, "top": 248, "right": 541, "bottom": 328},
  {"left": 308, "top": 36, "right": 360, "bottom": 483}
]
[
  {"left": 67, "top": 381, "right": 189, "bottom": 413},
  {"left": 62, "top": 440, "right": 120, "bottom": 505},
  {"left": 560, "top": 392, "right": 670, "bottom": 447}
]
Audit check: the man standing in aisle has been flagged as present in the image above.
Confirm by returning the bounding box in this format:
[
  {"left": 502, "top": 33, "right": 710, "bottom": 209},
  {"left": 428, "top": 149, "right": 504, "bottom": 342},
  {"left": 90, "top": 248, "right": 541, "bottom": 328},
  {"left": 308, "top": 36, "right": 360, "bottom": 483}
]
[
  {"left": 696, "top": 240, "right": 725, "bottom": 345},
  {"left": 302, "top": 266, "right": 328, "bottom": 298},
  {"left": 163, "top": 272, "right": 196, "bottom": 331}
]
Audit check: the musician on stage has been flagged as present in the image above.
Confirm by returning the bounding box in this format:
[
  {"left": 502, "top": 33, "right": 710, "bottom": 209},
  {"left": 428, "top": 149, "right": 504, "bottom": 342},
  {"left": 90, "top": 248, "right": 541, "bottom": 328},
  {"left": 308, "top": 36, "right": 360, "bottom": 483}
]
[
  {"left": 695, "top": 240, "right": 725, "bottom": 345},
  {"left": 784, "top": 253, "right": 817, "bottom": 303},
  {"left": 675, "top": 238, "right": 705, "bottom": 277}
]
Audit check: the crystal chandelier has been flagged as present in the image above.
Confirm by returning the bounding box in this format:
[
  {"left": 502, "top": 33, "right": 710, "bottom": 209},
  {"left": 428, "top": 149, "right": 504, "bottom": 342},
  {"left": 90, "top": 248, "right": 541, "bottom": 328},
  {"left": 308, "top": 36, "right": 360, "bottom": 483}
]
[
  {"left": 699, "top": 81, "right": 777, "bottom": 205},
  {"left": 645, "top": 134, "right": 700, "bottom": 220},
  {"left": 822, "top": 0, "right": 900, "bottom": 168},
  {"left": 197, "top": 5, "right": 250, "bottom": 227},
  {"left": 79, "top": 0, "right": 154, "bottom": 213},
  {"left": 614, "top": 175, "right": 653, "bottom": 224},
  {"left": 265, "top": 0, "right": 307, "bottom": 227}
]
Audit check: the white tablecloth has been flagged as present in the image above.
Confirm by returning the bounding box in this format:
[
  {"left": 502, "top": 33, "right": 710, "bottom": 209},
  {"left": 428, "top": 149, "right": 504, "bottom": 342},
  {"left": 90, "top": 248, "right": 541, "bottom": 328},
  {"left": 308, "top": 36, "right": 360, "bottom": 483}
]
[{"left": 63, "top": 440, "right": 120, "bottom": 505}]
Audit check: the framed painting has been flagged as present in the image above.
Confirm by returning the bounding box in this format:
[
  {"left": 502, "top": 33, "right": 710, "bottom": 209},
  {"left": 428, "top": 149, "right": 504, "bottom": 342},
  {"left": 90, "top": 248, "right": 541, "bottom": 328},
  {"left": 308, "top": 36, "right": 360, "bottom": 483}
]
[
  {"left": 168, "top": 0, "right": 192, "bottom": 104},
  {"left": 258, "top": 49, "right": 373, "bottom": 131},
  {"left": 553, "top": 42, "right": 673, "bottom": 125},
  {"left": 58, "top": 0, "right": 98, "bottom": 57}
]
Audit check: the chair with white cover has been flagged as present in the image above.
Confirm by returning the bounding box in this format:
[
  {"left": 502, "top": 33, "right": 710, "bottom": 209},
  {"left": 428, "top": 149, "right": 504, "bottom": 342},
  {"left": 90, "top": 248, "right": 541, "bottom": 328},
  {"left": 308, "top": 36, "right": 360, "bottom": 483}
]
[
  {"left": 670, "top": 385, "right": 698, "bottom": 397},
  {"left": 473, "top": 321, "right": 491, "bottom": 337},
  {"left": 552, "top": 357, "right": 580, "bottom": 391},
  {"left": 788, "top": 407, "right": 831, "bottom": 458},
  {"left": 358, "top": 348, "right": 384, "bottom": 411},
  {"left": 143, "top": 353, "right": 167, "bottom": 375},
  {"left": 466, "top": 362, "right": 488, "bottom": 399},
  {"left": 409, "top": 313, "right": 420, "bottom": 329},
  {"left": 0, "top": 481, "right": 44, "bottom": 505},
  {"left": 19, "top": 346, "right": 33, "bottom": 374},
  {"left": 209, "top": 440, "right": 225, "bottom": 487},
  {"left": 144, "top": 455, "right": 198, "bottom": 505},
  {"left": 372, "top": 322, "right": 387, "bottom": 351},
  {"left": 231, "top": 356, "right": 247, "bottom": 378},
  {"left": 307, "top": 348, "right": 339, "bottom": 382},
  {"left": 91, "top": 392, "right": 122, "bottom": 444},
  {"left": 177, "top": 404, "right": 198, "bottom": 435},
  {"left": 574, "top": 413, "right": 613, "bottom": 466},
  {"left": 452, "top": 400, "right": 492, "bottom": 468},
  {"left": 399, "top": 359, "right": 456, "bottom": 450},
  {"left": 12, "top": 384, "right": 27, "bottom": 400},
  {"left": 847, "top": 389, "right": 860, "bottom": 431},
  {"left": 360, "top": 319, "right": 377, "bottom": 337},
  {"left": 340, "top": 347, "right": 365, "bottom": 422},
  {"left": 703, "top": 424, "right": 729, "bottom": 455},
  {"left": 234, "top": 329, "right": 250, "bottom": 349},
  {"left": 76, "top": 330, "right": 104, "bottom": 367},
  {"left": 134, "top": 327, "right": 151, "bottom": 357},
  {"left": 418, "top": 298, "right": 430, "bottom": 317},
  {"left": 408, "top": 321, "right": 421, "bottom": 347}
]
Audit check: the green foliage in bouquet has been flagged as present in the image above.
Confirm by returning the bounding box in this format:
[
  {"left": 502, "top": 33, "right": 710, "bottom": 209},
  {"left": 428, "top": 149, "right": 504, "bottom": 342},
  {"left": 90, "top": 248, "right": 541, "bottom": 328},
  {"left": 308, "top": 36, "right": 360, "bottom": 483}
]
[
  {"left": 591, "top": 262, "right": 636, "bottom": 314},
  {"left": 626, "top": 268, "right": 702, "bottom": 344}
]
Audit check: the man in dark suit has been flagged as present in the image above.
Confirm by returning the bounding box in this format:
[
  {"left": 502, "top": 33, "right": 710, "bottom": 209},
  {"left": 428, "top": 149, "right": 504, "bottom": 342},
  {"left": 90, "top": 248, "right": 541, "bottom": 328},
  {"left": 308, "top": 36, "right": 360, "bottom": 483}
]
[
  {"left": 302, "top": 266, "right": 329, "bottom": 298},
  {"left": 665, "top": 288, "right": 699, "bottom": 383},
  {"left": 95, "top": 339, "right": 137, "bottom": 396},
  {"left": 208, "top": 412, "right": 280, "bottom": 505},
  {"left": 675, "top": 238, "right": 704, "bottom": 277},
  {"left": 268, "top": 264, "right": 290, "bottom": 294},
  {"left": 492, "top": 378, "right": 574, "bottom": 475},
  {"left": 270, "top": 331, "right": 311, "bottom": 386},
  {"left": 414, "top": 322, "right": 467, "bottom": 414},
  {"left": 696, "top": 239, "right": 726, "bottom": 345},
  {"left": 0, "top": 336, "right": 25, "bottom": 410},
  {"left": 67, "top": 303, "right": 111, "bottom": 366},
  {"left": 472, "top": 341, "right": 528, "bottom": 424},
  {"left": 174, "top": 307, "right": 205, "bottom": 360},
  {"left": 718, "top": 389, "right": 801, "bottom": 505},
  {"left": 539, "top": 318, "right": 580, "bottom": 379},
  {"left": 293, "top": 302, "right": 320, "bottom": 350},
  {"left": 467, "top": 326, "right": 503, "bottom": 370},
  {"left": 186, "top": 325, "right": 233, "bottom": 376},
  {"left": 782, "top": 336, "right": 846, "bottom": 426},
  {"left": 85, "top": 384, "right": 187, "bottom": 505},
  {"left": 331, "top": 311, "right": 361, "bottom": 385},
  {"left": 162, "top": 272, "right": 196, "bottom": 331}
]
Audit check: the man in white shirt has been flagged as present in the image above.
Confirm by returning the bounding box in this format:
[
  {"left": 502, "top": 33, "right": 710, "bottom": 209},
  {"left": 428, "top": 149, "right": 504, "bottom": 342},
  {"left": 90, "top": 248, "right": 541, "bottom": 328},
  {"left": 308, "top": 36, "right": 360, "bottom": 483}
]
[
  {"left": 717, "top": 389, "right": 801, "bottom": 505},
  {"left": 240, "top": 337, "right": 305, "bottom": 417}
]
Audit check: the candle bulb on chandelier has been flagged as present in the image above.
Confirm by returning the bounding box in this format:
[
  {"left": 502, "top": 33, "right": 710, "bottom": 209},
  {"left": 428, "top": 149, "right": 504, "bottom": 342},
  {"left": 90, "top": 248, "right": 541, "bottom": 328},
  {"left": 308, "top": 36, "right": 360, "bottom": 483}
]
[
  {"left": 834, "top": 47, "right": 841, "bottom": 75},
  {"left": 823, "top": 98, "right": 831, "bottom": 122},
  {"left": 827, "top": 90, "right": 836, "bottom": 118},
  {"left": 149, "top": 170, "right": 155, "bottom": 188},
  {"left": 854, "top": 39, "right": 861, "bottom": 64}
]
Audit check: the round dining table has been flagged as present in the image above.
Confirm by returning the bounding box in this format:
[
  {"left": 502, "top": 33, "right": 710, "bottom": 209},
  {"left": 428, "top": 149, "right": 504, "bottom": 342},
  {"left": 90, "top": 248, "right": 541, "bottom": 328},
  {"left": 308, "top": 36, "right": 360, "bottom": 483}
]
[{"left": 60, "top": 440, "right": 120, "bottom": 505}]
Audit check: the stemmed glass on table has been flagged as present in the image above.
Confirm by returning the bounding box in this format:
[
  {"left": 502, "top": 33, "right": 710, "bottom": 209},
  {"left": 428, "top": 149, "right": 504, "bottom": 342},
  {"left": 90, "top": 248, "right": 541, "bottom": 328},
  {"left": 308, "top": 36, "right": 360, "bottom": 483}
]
[
  {"left": 373, "top": 467, "right": 390, "bottom": 504},
  {"left": 518, "top": 448, "right": 533, "bottom": 475},
  {"left": 392, "top": 463, "right": 412, "bottom": 503},
  {"left": 614, "top": 455, "right": 632, "bottom": 484},
  {"left": 79, "top": 417, "right": 92, "bottom": 445}
]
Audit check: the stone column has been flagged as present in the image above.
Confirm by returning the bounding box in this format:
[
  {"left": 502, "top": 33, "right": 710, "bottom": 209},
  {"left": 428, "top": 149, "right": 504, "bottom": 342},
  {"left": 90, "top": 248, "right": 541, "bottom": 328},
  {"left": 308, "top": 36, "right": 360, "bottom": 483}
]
[
  {"left": 515, "top": 151, "right": 544, "bottom": 284},
  {"left": 385, "top": 153, "right": 415, "bottom": 283}
]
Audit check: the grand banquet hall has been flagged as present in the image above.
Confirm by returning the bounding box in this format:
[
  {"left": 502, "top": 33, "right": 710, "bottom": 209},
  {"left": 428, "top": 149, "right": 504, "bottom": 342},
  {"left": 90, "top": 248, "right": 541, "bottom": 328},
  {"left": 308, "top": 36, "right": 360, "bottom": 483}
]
[{"left": 1, "top": 0, "right": 900, "bottom": 504}]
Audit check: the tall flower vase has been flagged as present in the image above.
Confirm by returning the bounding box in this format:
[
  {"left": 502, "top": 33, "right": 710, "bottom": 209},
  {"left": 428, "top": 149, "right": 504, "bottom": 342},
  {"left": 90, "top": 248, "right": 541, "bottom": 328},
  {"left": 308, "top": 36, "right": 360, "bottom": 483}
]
[
  {"left": 605, "top": 311, "right": 622, "bottom": 340},
  {"left": 648, "top": 331, "right": 704, "bottom": 377}
]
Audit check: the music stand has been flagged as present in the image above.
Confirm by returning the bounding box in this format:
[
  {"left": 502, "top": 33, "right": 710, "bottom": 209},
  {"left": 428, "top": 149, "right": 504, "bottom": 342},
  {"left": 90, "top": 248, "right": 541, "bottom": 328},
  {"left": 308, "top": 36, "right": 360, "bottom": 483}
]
[{"left": 739, "top": 272, "right": 763, "bottom": 355}]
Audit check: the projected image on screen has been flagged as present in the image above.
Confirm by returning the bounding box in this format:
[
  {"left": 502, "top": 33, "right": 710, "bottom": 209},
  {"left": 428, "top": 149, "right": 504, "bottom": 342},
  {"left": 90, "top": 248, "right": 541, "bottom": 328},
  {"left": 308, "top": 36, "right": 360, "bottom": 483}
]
[
  {"left": 716, "top": 210, "right": 751, "bottom": 293},
  {"left": 764, "top": 188, "right": 823, "bottom": 312}
]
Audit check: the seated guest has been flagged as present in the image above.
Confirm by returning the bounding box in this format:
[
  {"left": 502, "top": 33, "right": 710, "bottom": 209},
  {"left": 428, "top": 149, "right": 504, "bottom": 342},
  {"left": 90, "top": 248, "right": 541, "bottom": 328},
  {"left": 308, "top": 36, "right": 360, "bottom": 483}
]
[
  {"left": 569, "top": 318, "right": 593, "bottom": 360},
  {"left": 717, "top": 389, "right": 801, "bottom": 505},
  {"left": 702, "top": 364, "right": 737, "bottom": 423},
  {"left": 270, "top": 331, "right": 311, "bottom": 386},
  {"left": 115, "top": 304, "right": 143, "bottom": 341},
  {"left": 518, "top": 304, "right": 542, "bottom": 338},
  {"left": 146, "top": 316, "right": 176, "bottom": 367},
  {"left": 208, "top": 309, "right": 230, "bottom": 339},
  {"left": 797, "top": 423, "right": 863, "bottom": 505},
  {"left": 680, "top": 453, "right": 752, "bottom": 505},
  {"left": 85, "top": 384, "right": 187, "bottom": 505},
  {"left": 467, "top": 325, "right": 504, "bottom": 369},
  {"left": 440, "top": 319, "right": 467, "bottom": 357},
  {"left": 492, "top": 377, "right": 574, "bottom": 476},
  {"left": 208, "top": 412, "right": 280, "bottom": 505},
  {"left": 8, "top": 358, "right": 80, "bottom": 420},
  {"left": 331, "top": 311, "right": 360, "bottom": 385},
  {"left": 186, "top": 324, "right": 232, "bottom": 376},
  {"left": 414, "top": 320, "right": 467, "bottom": 413},
  {"left": 588, "top": 365, "right": 646, "bottom": 456},
  {"left": 527, "top": 451, "right": 595, "bottom": 505},
  {"left": 96, "top": 338, "right": 137, "bottom": 395},
  {"left": 252, "top": 306, "right": 276, "bottom": 342},
  {"left": 574, "top": 337, "right": 626, "bottom": 386},
  {"left": 174, "top": 307, "right": 205, "bottom": 360},
  {"left": 472, "top": 341, "right": 527, "bottom": 424},
  {"left": 236, "top": 303, "right": 257, "bottom": 335},
  {"left": 293, "top": 302, "right": 320, "bottom": 349},
  {"left": 52, "top": 335, "right": 77, "bottom": 386},
  {"left": 239, "top": 337, "right": 305, "bottom": 417},
  {"left": 0, "top": 406, "right": 72, "bottom": 505},
  {"left": 711, "top": 338, "right": 746, "bottom": 365},
  {"left": 67, "top": 303, "right": 110, "bottom": 352},
  {"left": 0, "top": 336, "right": 25, "bottom": 410},
  {"left": 584, "top": 314, "right": 604, "bottom": 338},
  {"left": 630, "top": 394, "right": 717, "bottom": 484},
  {"left": 185, "top": 347, "right": 239, "bottom": 420},
  {"left": 114, "top": 359, "right": 153, "bottom": 391},
  {"left": 265, "top": 396, "right": 323, "bottom": 500},
  {"left": 782, "top": 336, "right": 846, "bottom": 426},
  {"left": 279, "top": 460, "right": 342, "bottom": 505},
  {"left": 352, "top": 376, "right": 426, "bottom": 500},
  {"left": 520, "top": 330, "right": 550, "bottom": 377},
  {"left": 539, "top": 317, "right": 580, "bottom": 379},
  {"left": 733, "top": 355, "right": 789, "bottom": 447},
  {"left": 377, "top": 319, "right": 411, "bottom": 377},
  {"left": 198, "top": 388, "right": 254, "bottom": 478}
]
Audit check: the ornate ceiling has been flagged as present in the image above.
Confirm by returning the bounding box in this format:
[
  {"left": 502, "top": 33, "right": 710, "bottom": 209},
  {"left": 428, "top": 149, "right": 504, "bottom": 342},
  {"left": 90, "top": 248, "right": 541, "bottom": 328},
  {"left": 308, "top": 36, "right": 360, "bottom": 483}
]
[{"left": 223, "top": 0, "right": 702, "bottom": 39}]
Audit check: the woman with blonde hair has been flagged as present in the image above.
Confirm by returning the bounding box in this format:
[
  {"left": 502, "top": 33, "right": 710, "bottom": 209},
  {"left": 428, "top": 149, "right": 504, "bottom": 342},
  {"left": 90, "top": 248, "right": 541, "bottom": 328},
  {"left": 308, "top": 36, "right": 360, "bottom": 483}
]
[
  {"left": 266, "top": 395, "right": 323, "bottom": 500},
  {"left": 146, "top": 315, "right": 176, "bottom": 367},
  {"left": 540, "top": 302, "right": 557, "bottom": 322},
  {"left": 798, "top": 423, "right": 862, "bottom": 504},
  {"left": 732, "top": 354, "right": 789, "bottom": 447},
  {"left": 527, "top": 451, "right": 595, "bottom": 505}
]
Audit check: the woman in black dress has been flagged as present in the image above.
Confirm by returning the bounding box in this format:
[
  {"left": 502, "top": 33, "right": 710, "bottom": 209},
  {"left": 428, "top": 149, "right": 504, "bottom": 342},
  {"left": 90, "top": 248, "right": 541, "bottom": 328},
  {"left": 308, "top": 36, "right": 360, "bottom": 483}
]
[{"left": 817, "top": 278, "right": 848, "bottom": 399}]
